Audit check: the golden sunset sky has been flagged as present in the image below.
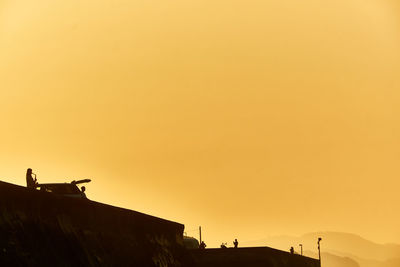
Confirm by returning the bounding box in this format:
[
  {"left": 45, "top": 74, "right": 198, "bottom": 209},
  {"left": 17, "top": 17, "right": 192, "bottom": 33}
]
[{"left": 1, "top": 0, "right": 399, "bottom": 247}]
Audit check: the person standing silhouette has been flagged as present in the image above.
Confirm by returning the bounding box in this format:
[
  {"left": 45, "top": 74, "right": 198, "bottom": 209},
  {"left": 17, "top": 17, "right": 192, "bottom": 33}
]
[
  {"left": 233, "top": 239, "right": 238, "bottom": 248},
  {"left": 26, "top": 168, "right": 37, "bottom": 189},
  {"left": 81, "top": 186, "right": 87, "bottom": 198}
]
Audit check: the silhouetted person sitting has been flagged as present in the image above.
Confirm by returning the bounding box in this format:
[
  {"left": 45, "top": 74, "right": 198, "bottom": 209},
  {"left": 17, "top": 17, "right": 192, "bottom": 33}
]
[
  {"left": 220, "top": 243, "right": 227, "bottom": 249},
  {"left": 233, "top": 239, "right": 238, "bottom": 248},
  {"left": 290, "top": 247, "right": 294, "bottom": 254},
  {"left": 26, "top": 168, "right": 38, "bottom": 189},
  {"left": 81, "top": 186, "right": 87, "bottom": 198},
  {"left": 199, "top": 241, "right": 206, "bottom": 249}
]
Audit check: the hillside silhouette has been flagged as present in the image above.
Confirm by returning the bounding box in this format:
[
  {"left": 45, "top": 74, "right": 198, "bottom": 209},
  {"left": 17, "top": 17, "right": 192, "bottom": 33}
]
[
  {"left": 246, "top": 232, "right": 400, "bottom": 267},
  {"left": 305, "top": 251, "right": 359, "bottom": 267},
  {"left": 300, "top": 232, "right": 400, "bottom": 261}
]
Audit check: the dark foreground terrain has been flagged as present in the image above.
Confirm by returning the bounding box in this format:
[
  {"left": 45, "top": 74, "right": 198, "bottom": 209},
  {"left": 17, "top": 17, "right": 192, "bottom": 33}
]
[{"left": 0, "top": 181, "right": 319, "bottom": 267}]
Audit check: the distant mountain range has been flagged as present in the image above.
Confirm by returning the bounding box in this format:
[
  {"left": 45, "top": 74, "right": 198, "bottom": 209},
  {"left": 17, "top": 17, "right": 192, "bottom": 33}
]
[{"left": 247, "top": 231, "right": 400, "bottom": 267}]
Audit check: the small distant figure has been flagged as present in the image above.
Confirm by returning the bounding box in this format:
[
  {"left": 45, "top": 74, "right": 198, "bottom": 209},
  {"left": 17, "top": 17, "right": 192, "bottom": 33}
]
[
  {"left": 26, "top": 168, "right": 38, "bottom": 189},
  {"left": 233, "top": 239, "right": 238, "bottom": 248},
  {"left": 290, "top": 246, "right": 294, "bottom": 255},
  {"left": 220, "top": 243, "right": 227, "bottom": 249},
  {"left": 199, "top": 241, "right": 206, "bottom": 249},
  {"left": 81, "top": 186, "right": 87, "bottom": 198}
]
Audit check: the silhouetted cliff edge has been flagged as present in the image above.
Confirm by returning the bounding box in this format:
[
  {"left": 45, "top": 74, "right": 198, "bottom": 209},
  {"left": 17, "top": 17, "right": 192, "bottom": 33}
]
[
  {"left": 0, "top": 180, "right": 321, "bottom": 267},
  {"left": 0, "top": 181, "right": 187, "bottom": 266}
]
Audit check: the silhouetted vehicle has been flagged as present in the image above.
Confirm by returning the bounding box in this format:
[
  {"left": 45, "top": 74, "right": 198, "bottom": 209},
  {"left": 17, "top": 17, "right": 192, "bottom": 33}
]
[
  {"left": 183, "top": 236, "right": 200, "bottom": 249},
  {"left": 38, "top": 179, "right": 91, "bottom": 199}
]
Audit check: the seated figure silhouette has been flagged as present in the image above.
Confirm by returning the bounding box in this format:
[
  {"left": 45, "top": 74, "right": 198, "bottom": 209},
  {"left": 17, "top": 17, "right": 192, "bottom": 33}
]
[
  {"left": 199, "top": 241, "right": 206, "bottom": 249},
  {"left": 220, "top": 243, "right": 227, "bottom": 249},
  {"left": 233, "top": 239, "right": 238, "bottom": 248},
  {"left": 81, "top": 186, "right": 87, "bottom": 199},
  {"left": 26, "top": 168, "right": 38, "bottom": 189}
]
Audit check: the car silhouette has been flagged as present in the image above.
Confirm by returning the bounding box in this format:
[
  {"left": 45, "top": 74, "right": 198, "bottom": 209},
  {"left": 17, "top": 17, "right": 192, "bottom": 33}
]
[{"left": 38, "top": 179, "right": 91, "bottom": 198}]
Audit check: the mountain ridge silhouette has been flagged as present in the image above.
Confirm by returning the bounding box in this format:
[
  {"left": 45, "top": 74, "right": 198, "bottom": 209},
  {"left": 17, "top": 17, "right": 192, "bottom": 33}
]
[
  {"left": 243, "top": 231, "right": 399, "bottom": 267},
  {"left": 300, "top": 231, "right": 400, "bottom": 261}
]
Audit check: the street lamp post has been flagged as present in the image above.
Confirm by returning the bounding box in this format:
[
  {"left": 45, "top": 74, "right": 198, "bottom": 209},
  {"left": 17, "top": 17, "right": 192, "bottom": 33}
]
[
  {"left": 317, "top": 237, "right": 322, "bottom": 266},
  {"left": 199, "top": 226, "right": 202, "bottom": 244}
]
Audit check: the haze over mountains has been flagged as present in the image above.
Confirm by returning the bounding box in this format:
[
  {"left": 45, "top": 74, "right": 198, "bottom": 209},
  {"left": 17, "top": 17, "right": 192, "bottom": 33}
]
[
  {"left": 245, "top": 232, "right": 400, "bottom": 267},
  {"left": 1, "top": 0, "right": 399, "bottom": 255}
]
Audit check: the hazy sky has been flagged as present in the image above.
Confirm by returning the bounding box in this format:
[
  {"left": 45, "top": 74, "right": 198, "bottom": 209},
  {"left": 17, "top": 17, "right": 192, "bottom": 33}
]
[{"left": 1, "top": 0, "right": 399, "bottom": 248}]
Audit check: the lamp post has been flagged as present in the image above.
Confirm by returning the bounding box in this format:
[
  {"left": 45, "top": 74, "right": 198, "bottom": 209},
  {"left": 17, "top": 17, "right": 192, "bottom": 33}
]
[
  {"left": 199, "top": 226, "right": 202, "bottom": 244},
  {"left": 299, "top": 244, "right": 303, "bottom": 256},
  {"left": 317, "top": 237, "right": 322, "bottom": 266}
]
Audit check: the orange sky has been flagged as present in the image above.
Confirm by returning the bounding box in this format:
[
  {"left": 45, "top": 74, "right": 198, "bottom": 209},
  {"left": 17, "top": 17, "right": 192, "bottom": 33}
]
[{"left": 1, "top": 0, "right": 399, "bottom": 248}]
